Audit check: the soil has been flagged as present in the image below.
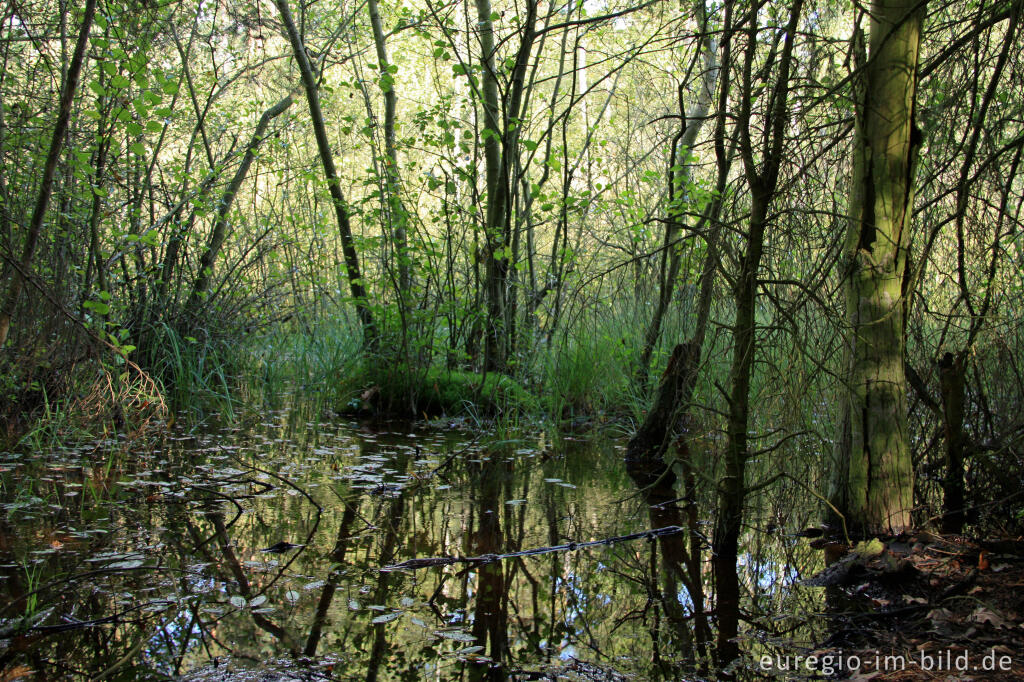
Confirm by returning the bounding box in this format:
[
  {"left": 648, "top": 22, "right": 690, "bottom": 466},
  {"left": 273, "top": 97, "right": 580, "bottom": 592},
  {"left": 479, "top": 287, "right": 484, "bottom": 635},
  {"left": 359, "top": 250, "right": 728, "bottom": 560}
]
[{"left": 806, "top": 532, "right": 1024, "bottom": 681}]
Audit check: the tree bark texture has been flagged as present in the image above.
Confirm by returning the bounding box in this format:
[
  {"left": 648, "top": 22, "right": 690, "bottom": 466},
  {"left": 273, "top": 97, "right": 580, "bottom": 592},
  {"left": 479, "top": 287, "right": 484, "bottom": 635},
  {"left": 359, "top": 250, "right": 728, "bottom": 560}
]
[{"left": 834, "top": 0, "right": 923, "bottom": 535}]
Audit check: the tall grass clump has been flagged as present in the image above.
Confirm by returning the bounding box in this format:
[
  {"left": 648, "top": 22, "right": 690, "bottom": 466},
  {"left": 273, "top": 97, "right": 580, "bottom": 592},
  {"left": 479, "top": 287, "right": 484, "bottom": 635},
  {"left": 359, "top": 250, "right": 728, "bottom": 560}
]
[
  {"left": 536, "top": 311, "right": 645, "bottom": 421},
  {"left": 243, "top": 315, "right": 364, "bottom": 411},
  {"left": 139, "top": 322, "right": 240, "bottom": 420}
]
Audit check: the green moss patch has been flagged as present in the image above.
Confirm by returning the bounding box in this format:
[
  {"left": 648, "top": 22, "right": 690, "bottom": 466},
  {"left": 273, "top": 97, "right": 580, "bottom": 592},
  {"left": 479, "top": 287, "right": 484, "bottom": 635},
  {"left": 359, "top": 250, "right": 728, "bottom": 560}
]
[{"left": 346, "top": 365, "right": 537, "bottom": 417}]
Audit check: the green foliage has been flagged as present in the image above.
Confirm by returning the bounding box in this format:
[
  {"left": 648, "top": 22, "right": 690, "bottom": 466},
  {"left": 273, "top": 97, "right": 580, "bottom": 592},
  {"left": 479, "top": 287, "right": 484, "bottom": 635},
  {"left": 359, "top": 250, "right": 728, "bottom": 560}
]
[
  {"left": 348, "top": 363, "right": 537, "bottom": 417},
  {"left": 536, "top": 328, "right": 638, "bottom": 419},
  {"left": 140, "top": 323, "right": 237, "bottom": 419}
]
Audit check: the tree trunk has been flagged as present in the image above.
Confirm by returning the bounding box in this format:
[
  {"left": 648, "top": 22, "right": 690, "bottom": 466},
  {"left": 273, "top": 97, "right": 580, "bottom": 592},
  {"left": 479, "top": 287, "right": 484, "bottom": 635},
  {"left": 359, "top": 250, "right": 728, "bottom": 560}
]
[
  {"left": 186, "top": 95, "right": 293, "bottom": 315},
  {"left": 637, "top": 5, "right": 718, "bottom": 389},
  {"left": 0, "top": 0, "right": 97, "bottom": 348},
  {"left": 474, "top": 0, "right": 537, "bottom": 372},
  {"left": 834, "top": 0, "right": 923, "bottom": 535},
  {"left": 474, "top": 0, "right": 507, "bottom": 371},
  {"left": 274, "top": 0, "right": 378, "bottom": 347},
  {"left": 714, "top": 0, "right": 801, "bottom": 669},
  {"left": 939, "top": 352, "right": 967, "bottom": 533},
  {"left": 367, "top": 0, "right": 411, "bottom": 300}
]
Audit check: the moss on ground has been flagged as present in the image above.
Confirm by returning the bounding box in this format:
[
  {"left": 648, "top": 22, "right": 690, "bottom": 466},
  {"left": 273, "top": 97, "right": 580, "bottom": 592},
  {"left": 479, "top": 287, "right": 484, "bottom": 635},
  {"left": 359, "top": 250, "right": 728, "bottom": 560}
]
[{"left": 345, "top": 364, "right": 537, "bottom": 417}]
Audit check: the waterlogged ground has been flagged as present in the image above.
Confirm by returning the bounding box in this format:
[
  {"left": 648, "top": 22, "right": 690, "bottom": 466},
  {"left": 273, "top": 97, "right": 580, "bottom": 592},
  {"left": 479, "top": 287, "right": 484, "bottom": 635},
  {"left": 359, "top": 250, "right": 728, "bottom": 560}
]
[{"left": 0, "top": 412, "right": 827, "bottom": 680}]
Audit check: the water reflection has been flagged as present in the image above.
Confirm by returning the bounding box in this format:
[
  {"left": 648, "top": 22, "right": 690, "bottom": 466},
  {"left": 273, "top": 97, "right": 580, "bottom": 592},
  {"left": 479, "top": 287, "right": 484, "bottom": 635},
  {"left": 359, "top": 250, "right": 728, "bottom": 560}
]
[
  {"left": 0, "top": 415, "right": 826, "bottom": 679},
  {"left": 626, "top": 455, "right": 712, "bottom": 677}
]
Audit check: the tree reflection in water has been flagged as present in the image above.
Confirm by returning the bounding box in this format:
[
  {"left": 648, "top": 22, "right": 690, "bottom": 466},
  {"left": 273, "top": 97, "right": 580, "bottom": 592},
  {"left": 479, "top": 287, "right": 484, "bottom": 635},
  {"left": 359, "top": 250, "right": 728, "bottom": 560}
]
[{"left": 0, "top": 418, "right": 827, "bottom": 680}]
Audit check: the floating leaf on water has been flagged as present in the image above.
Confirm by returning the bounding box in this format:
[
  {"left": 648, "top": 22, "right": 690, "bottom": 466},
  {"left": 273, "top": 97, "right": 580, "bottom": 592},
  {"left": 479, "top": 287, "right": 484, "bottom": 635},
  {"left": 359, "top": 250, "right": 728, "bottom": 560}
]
[
  {"left": 400, "top": 596, "right": 416, "bottom": 608},
  {"left": 435, "top": 630, "right": 476, "bottom": 642},
  {"left": 557, "top": 482, "right": 577, "bottom": 489},
  {"left": 285, "top": 591, "right": 300, "bottom": 603},
  {"left": 88, "top": 551, "right": 142, "bottom": 562},
  {"left": 505, "top": 499, "right": 526, "bottom": 506},
  {"left": 371, "top": 611, "right": 402, "bottom": 624},
  {"left": 230, "top": 595, "right": 247, "bottom": 609},
  {"left": 410, "top": 616, "right": 428, "bottom": 628},
  {"left": 304, "top": 580, "right": 326, "bottom": 591},
  {"left": 249, "top": 595, "right": 267, "bottom": 607},
  {"left": 456, "top": 645, "right": 485, "bottom": 655},
  {"left": 108, "top": 560, "right": 144, "bottom": 569},
  {"left": 348, "top": 599, "right": 360, "bottom": 611},
  {"left": 544, "top": 478, "right": 562, "bottom": 483}
]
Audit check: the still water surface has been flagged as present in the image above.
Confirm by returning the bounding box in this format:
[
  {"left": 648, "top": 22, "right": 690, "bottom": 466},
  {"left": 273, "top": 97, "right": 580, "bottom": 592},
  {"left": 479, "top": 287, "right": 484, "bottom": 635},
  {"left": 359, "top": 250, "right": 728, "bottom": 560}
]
[{"left": 0, "top": 412, "right": 825, "bottom": 679}]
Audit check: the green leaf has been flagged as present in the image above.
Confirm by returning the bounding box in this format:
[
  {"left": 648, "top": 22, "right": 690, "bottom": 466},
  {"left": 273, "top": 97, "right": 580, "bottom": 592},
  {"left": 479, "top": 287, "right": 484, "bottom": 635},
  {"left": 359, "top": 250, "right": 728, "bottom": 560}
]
[
  {"left": 521, "top": 139, "right": 538, "bottom": 152},
  {"left": 129, "top": 142, "right": 146, "bottom": 156},
  {"left": 83, "top": 300, "right": 110, "bottom": 315}
]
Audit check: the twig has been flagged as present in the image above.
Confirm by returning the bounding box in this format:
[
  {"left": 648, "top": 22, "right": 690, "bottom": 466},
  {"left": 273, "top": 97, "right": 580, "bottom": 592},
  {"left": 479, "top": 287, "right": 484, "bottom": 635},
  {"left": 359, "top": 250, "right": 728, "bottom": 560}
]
[
  {"left": 382, "top": 526, "right": 684, "bottom": 571},
  {"left": 780, "top": 472, "right": 851, "bottom": 546}
]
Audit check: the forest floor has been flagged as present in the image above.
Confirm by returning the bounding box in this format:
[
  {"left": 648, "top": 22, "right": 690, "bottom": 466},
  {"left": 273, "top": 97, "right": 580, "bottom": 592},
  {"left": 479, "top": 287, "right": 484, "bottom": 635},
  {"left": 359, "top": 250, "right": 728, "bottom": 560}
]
[{"left": 805, "top": 532, "right": 1024, "bottom": 680}]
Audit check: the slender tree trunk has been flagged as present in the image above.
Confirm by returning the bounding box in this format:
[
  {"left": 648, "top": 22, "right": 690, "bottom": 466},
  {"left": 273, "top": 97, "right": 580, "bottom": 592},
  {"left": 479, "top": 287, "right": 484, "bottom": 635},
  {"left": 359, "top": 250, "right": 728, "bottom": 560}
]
[
  {"left": 274, "top": 0, "right": 378, "bottom": 347},
  {"left": 714, "top": 0, "right": 801, "bottom": 670},
  {"left": 833, "top": 0, "right": 923, "bottom": 535},
  {"left": 82, "top": 89, "right": 111, "bottom": 309},
  {"left": 474, "top": 0, "right": 506, "bottom": 371},
  {"left": 367, "top": 0, "right": 411, "bottom": 303},
  {"left": 0, "top": 0, "right": 96, "bottom": 348},
  {"left": 474, "top": 0, "right": 537, "bottom": 372},
  {"left": 637, "top": 8, "right": 718, "bottom": 389},
  {"left": 939, "top": 352, "right": 967, "bottom": 533},
  {"left": 186, "top": 95, "right": 293, "bottom": 315}
]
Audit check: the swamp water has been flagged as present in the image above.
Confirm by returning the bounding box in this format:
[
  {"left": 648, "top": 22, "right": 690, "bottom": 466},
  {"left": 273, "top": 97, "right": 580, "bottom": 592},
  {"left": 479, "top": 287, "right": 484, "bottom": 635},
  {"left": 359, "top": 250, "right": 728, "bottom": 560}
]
[{"left": 1, "top": 413, "right": 827, "bottom": 680}]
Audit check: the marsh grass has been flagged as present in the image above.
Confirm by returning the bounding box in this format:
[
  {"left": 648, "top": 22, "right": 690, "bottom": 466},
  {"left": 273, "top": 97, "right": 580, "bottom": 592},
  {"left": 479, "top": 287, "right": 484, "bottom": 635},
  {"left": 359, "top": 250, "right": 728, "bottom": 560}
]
[{"left": 141, "top": 322, "right": 237, "bottom": 420}]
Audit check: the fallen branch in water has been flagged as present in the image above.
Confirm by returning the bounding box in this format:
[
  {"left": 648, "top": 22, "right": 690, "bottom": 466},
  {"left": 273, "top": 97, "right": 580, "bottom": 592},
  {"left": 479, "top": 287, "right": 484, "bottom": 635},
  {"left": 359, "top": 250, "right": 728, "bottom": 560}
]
[{"left": 382, "top": 525, "right": 684, "bottom": 571}]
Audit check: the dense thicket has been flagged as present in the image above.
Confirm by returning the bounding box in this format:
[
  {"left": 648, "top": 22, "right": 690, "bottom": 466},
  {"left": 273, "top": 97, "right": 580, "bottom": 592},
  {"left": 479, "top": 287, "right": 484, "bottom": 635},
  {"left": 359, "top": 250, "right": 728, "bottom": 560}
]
[{"left": 2, "top": 0, "right": 1022, "bottom": 534}]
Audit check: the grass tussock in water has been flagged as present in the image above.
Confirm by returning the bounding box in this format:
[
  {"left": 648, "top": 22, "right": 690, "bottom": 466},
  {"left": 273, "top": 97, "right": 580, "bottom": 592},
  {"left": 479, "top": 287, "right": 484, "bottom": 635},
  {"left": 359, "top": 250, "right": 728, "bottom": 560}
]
[{"left": 348, "top": 363, "right": 538, "bottom": 417}]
